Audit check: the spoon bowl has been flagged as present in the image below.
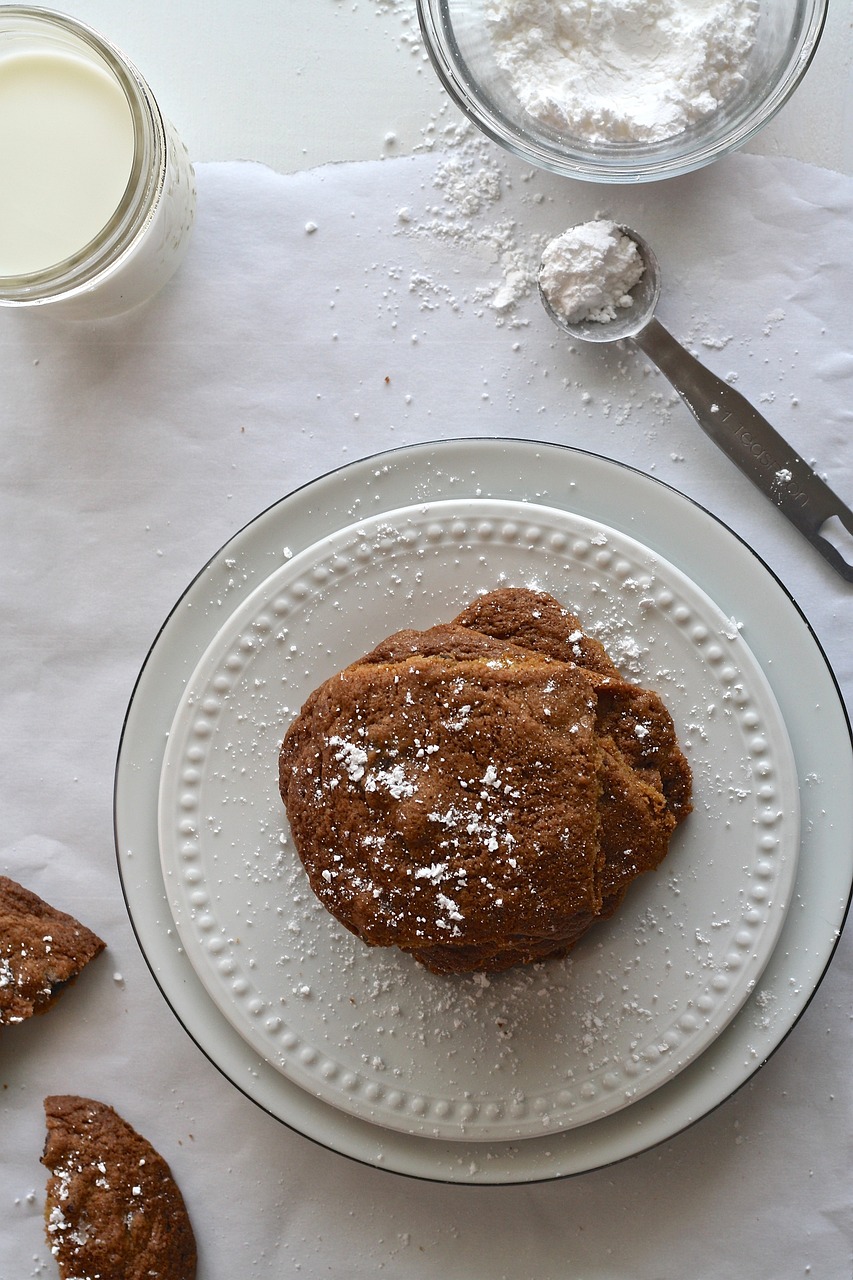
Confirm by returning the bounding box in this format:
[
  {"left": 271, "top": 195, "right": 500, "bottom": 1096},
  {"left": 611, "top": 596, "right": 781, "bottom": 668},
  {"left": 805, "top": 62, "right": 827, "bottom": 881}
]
[
  {"left": 538, "top": 225, "right": 661, "bottom": 345},
  {"left": 538, "top": 223, "right": 853, "bottom": 582}
]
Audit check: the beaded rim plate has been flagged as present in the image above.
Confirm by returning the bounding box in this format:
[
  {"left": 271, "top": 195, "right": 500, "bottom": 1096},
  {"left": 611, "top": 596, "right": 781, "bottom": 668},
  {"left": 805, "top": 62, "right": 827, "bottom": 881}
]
[{"left": 157, "top": 496, "right": 799, "bottom": 1143}]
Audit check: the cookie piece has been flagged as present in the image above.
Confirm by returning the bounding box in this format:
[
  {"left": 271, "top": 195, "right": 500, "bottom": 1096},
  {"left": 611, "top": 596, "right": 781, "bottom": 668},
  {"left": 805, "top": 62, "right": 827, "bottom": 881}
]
[
  {"left": 42, "top": 1095, "right": 197, "bottom": 1280},
  {"left": 0, "top": 877, "right": 105, "bottom": 1025}
]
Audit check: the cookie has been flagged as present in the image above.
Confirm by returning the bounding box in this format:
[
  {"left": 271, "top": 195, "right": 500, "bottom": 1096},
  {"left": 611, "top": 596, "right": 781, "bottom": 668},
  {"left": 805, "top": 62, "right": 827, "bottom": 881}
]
[
  {"left": 453, "top": 587, "right": 694, "bottom": 914},
  {"left": 42, "top": 1095, "right": 197, "bottom": 1280},
  {"left": 0, "top": 876, "right": 105, "bottom": 1025}
]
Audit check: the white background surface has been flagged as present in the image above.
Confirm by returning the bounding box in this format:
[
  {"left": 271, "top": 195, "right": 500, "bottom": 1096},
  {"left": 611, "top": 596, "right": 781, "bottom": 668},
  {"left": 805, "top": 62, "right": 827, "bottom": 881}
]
[
  {"left": 29, "top": 0, "right": 853, "bottom": 176},
  {"left": 2, "top": 4, "right": 852, "bottom": 1279}
]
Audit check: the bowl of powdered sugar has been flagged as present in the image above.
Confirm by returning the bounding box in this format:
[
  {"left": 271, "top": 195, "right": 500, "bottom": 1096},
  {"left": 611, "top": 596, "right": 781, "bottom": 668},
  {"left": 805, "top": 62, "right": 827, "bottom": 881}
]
[{"left": 416, "top": 0, "right": 827, "bottom": 182}]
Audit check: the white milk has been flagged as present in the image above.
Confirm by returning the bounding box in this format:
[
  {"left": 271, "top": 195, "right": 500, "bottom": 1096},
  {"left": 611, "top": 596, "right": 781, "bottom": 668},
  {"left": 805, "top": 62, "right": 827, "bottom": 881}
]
[{"left": 0, "top": 48, "right": 135, "bottom": 276}]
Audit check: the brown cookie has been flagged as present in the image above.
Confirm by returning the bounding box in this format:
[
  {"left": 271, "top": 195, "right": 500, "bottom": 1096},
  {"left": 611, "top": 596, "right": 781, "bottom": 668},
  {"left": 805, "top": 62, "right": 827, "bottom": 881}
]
[
  {"left": 454, "top": 589, "right": 693, "bottom": 916},
  {"left": 0, "top": 877, "right": 105, "bottom": 1025},
  {"left": 42, "top": 1095, "right": 197, "bottom": 1280},
  {"left": 281, "top": 626, "right": 605, "bottom": 973}
]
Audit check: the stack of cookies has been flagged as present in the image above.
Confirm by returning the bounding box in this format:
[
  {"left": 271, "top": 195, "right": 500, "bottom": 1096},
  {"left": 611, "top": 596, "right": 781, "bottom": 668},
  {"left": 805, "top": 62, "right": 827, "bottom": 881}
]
[{"left": 279, "top": 587, "right": 692, "bottom": 974}]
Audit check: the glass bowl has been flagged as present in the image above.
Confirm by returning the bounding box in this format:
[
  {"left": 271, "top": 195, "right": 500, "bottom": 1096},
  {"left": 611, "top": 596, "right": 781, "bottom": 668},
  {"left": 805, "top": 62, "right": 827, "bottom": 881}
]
[{"left": 415, "top": 0, "right": 827, "bottom": 183}]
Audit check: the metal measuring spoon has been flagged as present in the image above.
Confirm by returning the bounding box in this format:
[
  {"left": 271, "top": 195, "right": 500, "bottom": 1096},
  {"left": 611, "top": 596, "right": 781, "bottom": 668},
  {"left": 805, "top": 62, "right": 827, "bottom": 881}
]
[{"left": 539, "top": 225, "right": 853, "bottom": 582}]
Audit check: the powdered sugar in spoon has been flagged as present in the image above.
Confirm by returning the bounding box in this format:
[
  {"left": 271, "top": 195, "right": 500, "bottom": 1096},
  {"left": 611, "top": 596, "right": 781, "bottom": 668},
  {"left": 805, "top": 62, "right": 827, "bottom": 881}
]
[{"left": 538, "top": 223, "right": 853, "bottom": 582}]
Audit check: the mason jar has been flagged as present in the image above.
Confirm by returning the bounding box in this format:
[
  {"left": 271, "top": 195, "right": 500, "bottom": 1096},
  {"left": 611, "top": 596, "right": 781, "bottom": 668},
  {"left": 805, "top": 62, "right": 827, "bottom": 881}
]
[{"left": 0, "top": 6, "right": 196, "bottom": 318}]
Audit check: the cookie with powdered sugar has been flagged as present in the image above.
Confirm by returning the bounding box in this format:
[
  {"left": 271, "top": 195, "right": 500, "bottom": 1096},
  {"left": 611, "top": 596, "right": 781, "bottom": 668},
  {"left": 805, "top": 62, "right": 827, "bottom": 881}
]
[
  {"left": 42, "top": 1095, "right": 197, "bottom": 1280},
  {"left": 279, "top": 591, "right": 691, "bottom": 974},
  {"left": 281, "top": 623, "right": 606, "bottom": 974},
  {"left": 0, "top": 876, "right": 105, "bottom": 1026}
]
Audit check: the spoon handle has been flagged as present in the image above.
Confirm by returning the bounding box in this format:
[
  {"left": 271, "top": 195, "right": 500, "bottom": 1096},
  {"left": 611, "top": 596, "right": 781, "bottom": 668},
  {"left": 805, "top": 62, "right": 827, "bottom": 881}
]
[{"left": 634, "top": 317, "right": 853, "bottom": 582}]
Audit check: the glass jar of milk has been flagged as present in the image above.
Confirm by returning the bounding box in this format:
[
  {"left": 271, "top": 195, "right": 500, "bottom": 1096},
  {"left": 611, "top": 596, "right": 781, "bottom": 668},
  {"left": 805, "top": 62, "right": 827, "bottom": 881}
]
[{"left": 0, "top": 7, "right": 196, "bottom": 318}]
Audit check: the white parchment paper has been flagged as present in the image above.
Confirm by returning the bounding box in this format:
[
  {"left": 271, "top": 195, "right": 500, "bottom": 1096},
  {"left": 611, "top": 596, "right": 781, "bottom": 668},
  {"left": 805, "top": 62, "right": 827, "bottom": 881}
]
[{"left": 1, "top": 142, "right": 851, "bottom": 1278}]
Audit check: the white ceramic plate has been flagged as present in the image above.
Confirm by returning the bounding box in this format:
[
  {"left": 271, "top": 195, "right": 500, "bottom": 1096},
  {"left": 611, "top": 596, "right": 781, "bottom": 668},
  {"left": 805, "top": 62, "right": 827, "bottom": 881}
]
[
  {"left": 115, "top": 439, "right": 853, "bottom": 1181},
  {"left": 158, "top": 497, "right": 799, "bottom": 1142}
]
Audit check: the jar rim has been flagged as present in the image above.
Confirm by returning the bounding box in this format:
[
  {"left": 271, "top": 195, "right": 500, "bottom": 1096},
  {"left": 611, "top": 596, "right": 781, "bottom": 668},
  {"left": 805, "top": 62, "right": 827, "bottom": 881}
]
[{"left": 0, "top": 5, "right": 168, "bottom": 302}]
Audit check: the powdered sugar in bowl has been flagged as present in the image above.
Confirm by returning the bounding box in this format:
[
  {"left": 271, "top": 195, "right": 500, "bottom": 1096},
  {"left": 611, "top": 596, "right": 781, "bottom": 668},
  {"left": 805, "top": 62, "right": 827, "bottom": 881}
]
[{"left": 416, "top": 0, "right": 827, "bottom": 182}]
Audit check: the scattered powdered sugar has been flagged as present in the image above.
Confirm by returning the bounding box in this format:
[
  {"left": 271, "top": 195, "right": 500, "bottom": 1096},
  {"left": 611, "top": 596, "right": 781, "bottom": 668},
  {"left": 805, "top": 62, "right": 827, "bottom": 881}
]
[
  {"left": 365, "top": 760, "right": 417, "bottom": 800},
  {"left": 539, "top": 220, "right": 645, "bottom": 325},
  {"left": 395, "top": 119, "right": 548, "bottom": 321},
  {"left": 433, "top": 147, "right": 502, "bottom": 217},
  {"left": 329, "top": 734, "right": 368, "bottom": 782},
  {"left": 486, "top": 0, "right": 759, "bottom": 144},
  {"left": 45, "top": 1162, "right": 92, "bottom": 1258},
  {"left": 752, "top": 986, "right": 779, "bottom": 1030}
]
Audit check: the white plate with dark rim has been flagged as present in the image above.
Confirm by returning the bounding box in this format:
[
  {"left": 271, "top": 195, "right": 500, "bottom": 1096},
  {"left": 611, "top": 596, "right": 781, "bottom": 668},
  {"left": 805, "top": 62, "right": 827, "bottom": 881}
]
[
  {"left": 115, "top": 439, "right": 853, "bottom": 1182},
  {"left": 156, "top": 496, "right": 798, "bottom": 1143}
]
